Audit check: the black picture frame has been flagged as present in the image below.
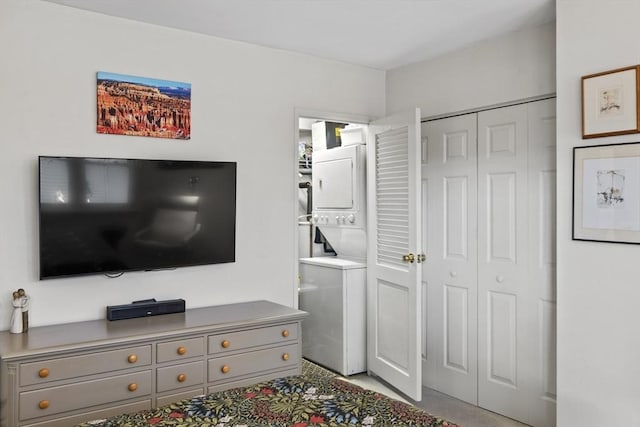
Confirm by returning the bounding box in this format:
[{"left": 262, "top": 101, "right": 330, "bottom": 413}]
[{"left": 573, "top": 142, "right": 640, "bottom": 244}]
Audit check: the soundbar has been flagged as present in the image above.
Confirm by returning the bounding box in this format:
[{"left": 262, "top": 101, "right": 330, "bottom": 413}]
[{"left": 107, "top": 298, "right": 186, "bottom": 321}]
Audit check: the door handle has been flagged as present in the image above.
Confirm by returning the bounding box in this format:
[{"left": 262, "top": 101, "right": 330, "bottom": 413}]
[{"left": 402, "top": 253, "right": 415, "bottom": 263}]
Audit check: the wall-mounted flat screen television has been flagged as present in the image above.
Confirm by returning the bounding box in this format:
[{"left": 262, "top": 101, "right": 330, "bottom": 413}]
[{"left": 38, "top": 156, "right": 237, "bottom": 279}]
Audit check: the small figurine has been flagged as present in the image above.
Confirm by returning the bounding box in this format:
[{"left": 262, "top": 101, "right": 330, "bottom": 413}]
[
  {"left": 10, "top": 291, "right": 23, "bottom": 334},
  {"left": 9, "top": 289, "right": 29, "bottom": 334}
]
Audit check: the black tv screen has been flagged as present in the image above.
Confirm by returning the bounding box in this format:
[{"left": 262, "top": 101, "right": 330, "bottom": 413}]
[{"left": 38, "top": 156, "right": 236, "bottom": 279}]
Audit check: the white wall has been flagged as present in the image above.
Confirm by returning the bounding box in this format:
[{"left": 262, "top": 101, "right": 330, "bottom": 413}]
[
  {"left": 556, "top": 1, "right": 640, "bottom": 425},
  {"left": 0, "top": 0, "right": 384, "bottom": 329},
  {"left": 386, "top": 21, "right": 556, "bottom": 117}
]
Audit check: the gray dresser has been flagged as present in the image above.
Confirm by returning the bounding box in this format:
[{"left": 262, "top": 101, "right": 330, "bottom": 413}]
[{"left": 0, "top": 300, "right": 306, "bottom": 427}]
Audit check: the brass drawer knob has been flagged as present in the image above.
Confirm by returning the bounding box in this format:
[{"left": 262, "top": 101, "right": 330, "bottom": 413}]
[
  {"left": 128, "top": 383, "right": 138, "bottom": 392},
  {"left": 221, "top": 365, "right": 230, "bottom": 374},
  {"left": 38, "top": 400, "right": 49, "bottom": 410},
  {"left": 127, "top": 354, "right": 138, "bottom": 364},
  {"left": 177, "top": 373, "right": 187, "bottom": 382},
  {"left": 282, "top": 353, "right": 289, "bottom": 361},
  {"left": 282, "top": 330, "right": 290, "bottom": 338},
  {"left": 38, "top": 368, "right": 50, "bottom": 378},
  {"left": 177, "top": 346, "right": 187, "bottom": 356},
  {"left": 221, "top": 339, "right": 230, "bottom": 348}
]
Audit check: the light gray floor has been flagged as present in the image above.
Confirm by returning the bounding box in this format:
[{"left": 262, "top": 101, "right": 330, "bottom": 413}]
[
  {"left": 412, "top": 387, "right": 530, "bottom": 427},
  {"left": 345, "top": 373, "right": 529, "bottom": 427}
]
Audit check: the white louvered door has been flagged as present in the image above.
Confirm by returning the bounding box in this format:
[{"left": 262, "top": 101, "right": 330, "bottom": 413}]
[{"left": 367, "top": 108, "right": 422, "bottom": 401}]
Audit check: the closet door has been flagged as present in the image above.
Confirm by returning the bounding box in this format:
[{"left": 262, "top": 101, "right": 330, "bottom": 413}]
[
  {"left": 477, "top": 104, "right": 531, "bottom": 422},
  {"left": 527, "top": 99, "right": 557, "bottom": 427},
  {"left": 421, "top": 99, "right": 556, "bottom": 426},
  {"left": 422, "top": 114, "right": 478, "bottom": 405}
]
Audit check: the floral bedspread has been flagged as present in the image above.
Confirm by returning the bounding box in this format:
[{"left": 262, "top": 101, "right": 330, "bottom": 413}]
[{"left": 77, "top": 361, "right": 460, "bottom": 427}]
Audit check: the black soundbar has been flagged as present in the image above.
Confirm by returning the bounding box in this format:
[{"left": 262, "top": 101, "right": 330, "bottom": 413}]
[{"left": 107, "top": 298, "right": 186, "bottom": 321}]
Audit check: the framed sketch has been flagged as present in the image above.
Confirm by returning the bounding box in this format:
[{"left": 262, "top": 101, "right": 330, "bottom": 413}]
[
  {"left": 573, "top": 142, "right": 640, "bottom": 243},
  {"left": 581, "top": 65, "right": 640, "bottom": 139}
]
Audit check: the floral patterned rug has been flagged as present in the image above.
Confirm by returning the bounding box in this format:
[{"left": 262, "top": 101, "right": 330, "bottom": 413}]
[{"left": 77, "top": 360, "right": 460, "bottom": 427}]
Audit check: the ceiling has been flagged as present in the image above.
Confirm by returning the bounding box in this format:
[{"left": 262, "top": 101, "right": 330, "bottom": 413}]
[{"left": 46, "top": 0, "right": 555, "bottom": 70}]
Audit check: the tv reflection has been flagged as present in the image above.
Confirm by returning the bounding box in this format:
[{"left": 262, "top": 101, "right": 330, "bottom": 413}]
[{"left": 134, "top": 195, "right": 201, "bottom": 248}]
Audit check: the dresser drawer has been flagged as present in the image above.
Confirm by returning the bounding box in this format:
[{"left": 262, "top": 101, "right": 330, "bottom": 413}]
[
  {"left": 208, "top": 323, "right": 298, "bottom": 355},
  {"left": 20, "top": 370, "right": 152, "bottom": 421},
  {"left": 207, "top": 368, "right": 299, "bottom": 394},
  {"left": 156, "top": 388, "right": 204, "bottom": 407},
  {"left": 23, "top": 399, "right": 152, "bottom": 427},
  {"left": 20, "top": 345, "right": 152, "bottom": 386},
  {"left": 157, "top": 337, "right": 204, "bottom": 363},
  {"left": 157, "top": 360, "right": 204, "bottom": 393},
  {"left": 208, "top": 344, "right": 298, "bottom": 382}
]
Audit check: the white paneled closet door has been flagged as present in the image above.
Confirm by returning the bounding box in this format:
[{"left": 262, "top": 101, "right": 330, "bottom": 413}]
[
  {"left": 420, "top": 99, "right": 556, "bottom": 427},
  {"left": 422, "top": 114, "right": 478, "bottom": 405},
  {"left": 527, "top": 99, "right": 557, "bottom": 427},
  {"left": 477, "top": 100, "right": 556, "bottom": 427},
  {"left": 477, "top": 104, "right": 530, "bottom": 421}
]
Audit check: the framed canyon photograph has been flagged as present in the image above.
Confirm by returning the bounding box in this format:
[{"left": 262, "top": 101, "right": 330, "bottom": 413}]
[{"left": 97, "top": 71, "right": 191, "bottom": 140}]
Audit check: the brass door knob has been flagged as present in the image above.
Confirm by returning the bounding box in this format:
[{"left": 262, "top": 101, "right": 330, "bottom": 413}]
[
  {"left": 38, "top": 368, "right": 49, "bottom": 378},
  {"left": 221, "top": 365, "right": 230, "bottom": 374},
  {"left": 221, "top": 340, "right": 230, "bottom": 348},
  {"left": 281, "top": 330, "right": 290, "bottom": 338},
  {"left": 177, "top": 346, "right": 187, "bottom": 355},
  {"left": 127, "top": 354, "right": 138, "bottom": 364},
  {"left": 282, "top": 353, "right": 289, "bottom": 361},
  {"left": 402, "top": 253, "right": 415, "bottom": 263},
  {"left": 177, "top": 373, "right": 186, "bottom": 382},
  {"left": 128, "top": 383, "right": 138, "bottom": 392},
  {"left": 38, "top": 400, "right": 49, "bottom": 410}
]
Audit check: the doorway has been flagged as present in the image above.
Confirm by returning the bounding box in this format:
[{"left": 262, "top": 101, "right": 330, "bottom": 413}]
[
  {"left": 295, "top": 108, "right": 426, "bottom": 401},
  {"left": 293, "top": 111, "right": 371, "bottom": 377}
]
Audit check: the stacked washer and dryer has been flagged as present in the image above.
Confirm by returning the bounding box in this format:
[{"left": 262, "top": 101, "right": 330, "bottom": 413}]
[{"left": 298, "top": 123, "right": 367, "bottom": 376}]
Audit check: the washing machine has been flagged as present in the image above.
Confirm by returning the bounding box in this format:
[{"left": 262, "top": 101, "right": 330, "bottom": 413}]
[{"left": 298, "top": 256, "right": 366, "bottom": 376}]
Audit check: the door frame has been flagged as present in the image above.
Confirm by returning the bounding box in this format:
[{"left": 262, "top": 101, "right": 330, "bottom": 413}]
[
  {"left": 421, "top": 94, "right": 556, "bottom": 122},
  {"left": 292, "top": 108, "right": 372, "bottom": 308}
]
